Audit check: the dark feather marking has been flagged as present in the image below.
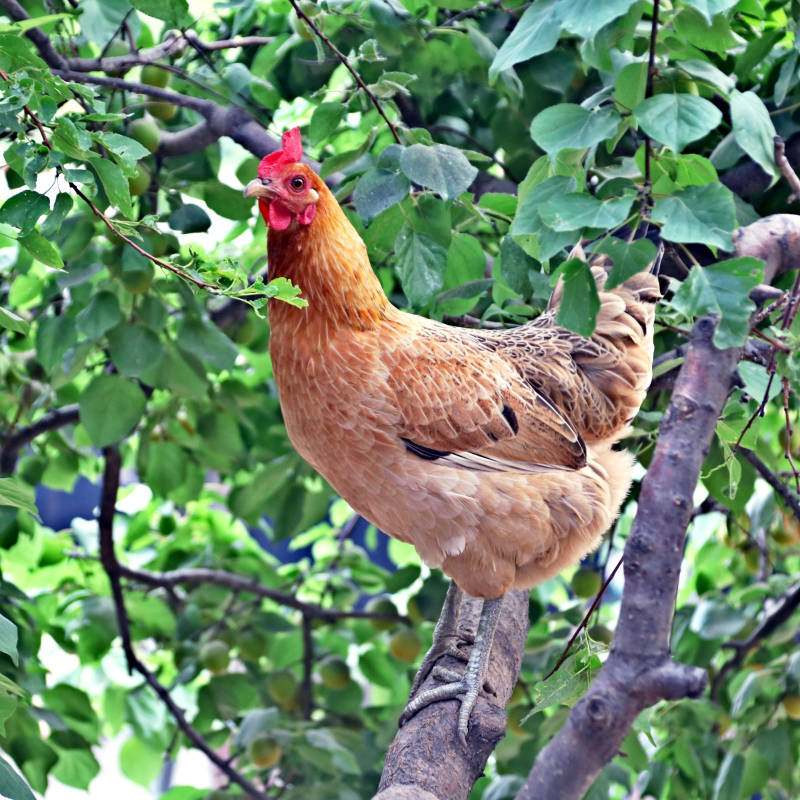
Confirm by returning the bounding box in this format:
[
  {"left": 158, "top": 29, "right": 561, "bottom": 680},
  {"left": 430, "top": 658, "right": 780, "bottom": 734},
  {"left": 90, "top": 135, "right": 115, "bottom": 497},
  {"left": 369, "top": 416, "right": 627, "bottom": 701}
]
[
  {"left": 501, "top": 404, "right": 519, "bottom": 434},
  {"left": 400, "top": 437, "right": 451, "bottom": 461}
]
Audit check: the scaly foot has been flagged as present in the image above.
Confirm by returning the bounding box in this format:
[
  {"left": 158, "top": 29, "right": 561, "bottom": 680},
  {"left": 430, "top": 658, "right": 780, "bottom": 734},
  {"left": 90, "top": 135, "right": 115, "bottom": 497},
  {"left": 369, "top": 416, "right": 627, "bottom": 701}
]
[{"left": 400, "top": 595, "right": 505, "bottom": 744}]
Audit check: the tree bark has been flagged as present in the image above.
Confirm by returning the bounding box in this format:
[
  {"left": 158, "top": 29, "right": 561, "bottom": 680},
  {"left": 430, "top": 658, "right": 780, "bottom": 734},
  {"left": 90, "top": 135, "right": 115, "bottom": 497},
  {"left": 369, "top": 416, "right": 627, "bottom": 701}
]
[{"left": 375, "top": 589, "right": 529, "bottom": 800}]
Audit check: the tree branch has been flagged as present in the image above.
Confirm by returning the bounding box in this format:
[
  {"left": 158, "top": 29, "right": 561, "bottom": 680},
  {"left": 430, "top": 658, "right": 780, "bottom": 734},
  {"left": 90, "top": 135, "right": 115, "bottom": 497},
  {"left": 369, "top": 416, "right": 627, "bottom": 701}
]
[
  {"left": 375, "top": 590, "right": 529, "bottom": 800},
  {"left": 0, "top": 404, "right": 79, "bottom": 475},
  {"left": 0, "top": 0, "right": 66, "bottom": 69},
  {"left": 98, "top": 449, "right": 268, "bottom": 800},
  {"left": 116, "top": 563, "right": 409, "bottom": 624},
  {"left": 513, "top": 213, "right": 800, "bottom": 800},
  {"left": 741, "top": 449, "right": 800, "bottom": 522}
]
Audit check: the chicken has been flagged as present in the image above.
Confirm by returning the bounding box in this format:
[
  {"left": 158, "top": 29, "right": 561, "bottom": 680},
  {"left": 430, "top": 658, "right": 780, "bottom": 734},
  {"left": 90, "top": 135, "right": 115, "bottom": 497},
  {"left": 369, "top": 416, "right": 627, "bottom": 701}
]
[{"left": 244, "top": 128, "right": 661, "bottom": 740}]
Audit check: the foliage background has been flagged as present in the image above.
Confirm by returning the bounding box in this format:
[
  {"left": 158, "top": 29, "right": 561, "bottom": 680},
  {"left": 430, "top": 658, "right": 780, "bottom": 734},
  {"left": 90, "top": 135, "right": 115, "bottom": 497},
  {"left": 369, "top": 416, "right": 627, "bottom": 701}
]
[{"left": 0, "top": 0, "right": 800, "bottom": 798}]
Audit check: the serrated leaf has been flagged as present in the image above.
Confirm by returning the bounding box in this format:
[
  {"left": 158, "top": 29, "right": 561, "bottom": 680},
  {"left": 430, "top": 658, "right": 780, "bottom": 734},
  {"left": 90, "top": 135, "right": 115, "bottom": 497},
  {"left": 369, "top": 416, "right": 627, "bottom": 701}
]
[
  {"left": 633, "top": 94, "right": 721, "bottom": 154},
  {"left": 79, "top": 375, "right": 147, "bottom": 447},
  {"left": 651, "top": 182, "right": 737, "bottom": 251},
  {"left": 730, "top": 89, "right": 778, "bottom": 181},
  {"left": 539, "top": 192, "right": 635, "bottom": 231},
  {"left": 354, "top": 169, "right": 410, "bottom": 224},
  {"left": 489, "top": 0, "right": 560, "bottom": 79},
  {"left": 395, "top": 225, "right": 448, "bottom": 307},
  {"left": 531, "top": 669, "right": 581, "bottom": 711},
  {"left": 400, "top": 144, "right": 477, "bottom": 201},
  {"left": 589, "top": 237, "right": 657, "bottom": 288},
  {"left": 530, "top": 104, "right": 621, "bottom": 154},
  {"left": 556, "top": 258, "right": 600, "bottom": 337},
  {"left": 671, "top": 257, "right": 763, "bottom": 348}
]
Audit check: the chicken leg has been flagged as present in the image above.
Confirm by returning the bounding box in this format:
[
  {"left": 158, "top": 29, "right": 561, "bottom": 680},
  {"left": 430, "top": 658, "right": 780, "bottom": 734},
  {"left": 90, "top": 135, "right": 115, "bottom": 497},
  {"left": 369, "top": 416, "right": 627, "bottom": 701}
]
[{"left": 400, "top": 593, "right": 505, "bottom": 744}]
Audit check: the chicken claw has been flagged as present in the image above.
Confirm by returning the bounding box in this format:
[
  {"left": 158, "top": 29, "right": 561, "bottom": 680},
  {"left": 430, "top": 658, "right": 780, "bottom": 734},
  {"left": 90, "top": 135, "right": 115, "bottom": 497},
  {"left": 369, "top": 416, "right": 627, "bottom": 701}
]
[{"left": 400, "top": 595, "right": 504, "bottom": 744}]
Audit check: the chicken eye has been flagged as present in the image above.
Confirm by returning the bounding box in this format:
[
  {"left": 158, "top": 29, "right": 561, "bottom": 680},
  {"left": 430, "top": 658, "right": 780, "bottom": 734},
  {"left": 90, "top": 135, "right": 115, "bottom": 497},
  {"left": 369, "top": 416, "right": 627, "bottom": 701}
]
[{"left": 290, "top": 176, "right": 305, "bottom": 191}]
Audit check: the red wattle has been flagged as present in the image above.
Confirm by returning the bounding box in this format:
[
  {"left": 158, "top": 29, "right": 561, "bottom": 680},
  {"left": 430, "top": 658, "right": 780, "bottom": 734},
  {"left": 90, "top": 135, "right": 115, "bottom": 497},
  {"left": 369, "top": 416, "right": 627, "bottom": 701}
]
[{"left": 268, "top": 200, "right": 293, "bottom": 230}]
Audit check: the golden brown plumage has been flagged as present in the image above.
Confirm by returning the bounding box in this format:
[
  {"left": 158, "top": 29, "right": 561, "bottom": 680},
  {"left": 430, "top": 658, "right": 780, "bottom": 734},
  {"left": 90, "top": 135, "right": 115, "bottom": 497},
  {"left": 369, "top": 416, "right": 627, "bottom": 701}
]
[{"left": 244, "top": 129, "right": 660, "bottom": 733}]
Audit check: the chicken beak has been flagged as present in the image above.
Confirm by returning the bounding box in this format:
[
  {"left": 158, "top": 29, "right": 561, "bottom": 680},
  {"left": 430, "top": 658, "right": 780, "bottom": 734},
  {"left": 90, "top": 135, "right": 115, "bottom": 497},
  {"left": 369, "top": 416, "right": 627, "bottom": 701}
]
[{"left": 243, "top": 178, "right": 273, "bottom": 199}]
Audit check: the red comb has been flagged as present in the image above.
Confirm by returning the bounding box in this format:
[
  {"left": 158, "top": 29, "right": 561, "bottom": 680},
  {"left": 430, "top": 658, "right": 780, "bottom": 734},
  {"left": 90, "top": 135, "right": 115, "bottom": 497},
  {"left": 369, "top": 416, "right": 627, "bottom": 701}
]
[{"left": 258, "top": 127, "right": 303, "bottom": 179}]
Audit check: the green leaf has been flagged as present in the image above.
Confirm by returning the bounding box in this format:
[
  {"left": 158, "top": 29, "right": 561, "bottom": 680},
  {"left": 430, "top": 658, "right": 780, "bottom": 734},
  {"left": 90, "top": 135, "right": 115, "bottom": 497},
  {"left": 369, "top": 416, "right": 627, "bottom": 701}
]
[
  {"left": 310, "top": 102, "right": 347, "bottom": 145},
  {"left": 713, "top": 753, "right": 744, "bottom": 800},
  {"left": 0, "top": 614, "right": 18, "bottom": 666},
  {"left": 91, "top": 132, "right": 150, "bottom": 173},
  {"left": 119, "top": 735, "right": 163, "bottom": 787},
  {"left": 144, "top": 441, "right": 187, "bottom": 496},
  {"left": 539, "top": 192, "right": 635, "bottom": 232},
  {"left": 18, "top": 229, "right": 64, "bottom": 269},
  {"left": 673, "top": 8, "right": 739, "bottom": 56},
  {"left": 107, "top": 323, "right": 164, "bottom": 377},
  {"left": 204, "top": 182, "right": 257, "bottom": 221},
  {"left": 500, "top": 234, "right": 536, "bottom": 296},
  {"left": 682, "top": 0, "right": 738, "bottom": 22},
  {"left": 690, "top": 599, "right": 747, "bottom": 639},
  {"left": 320, "top": 129, "right": 377, "bottom": 179},
  {"left": 0, "top": 755, "right": 35, "bottom": 800},
  {"left": 614, "top": 61, "right": 649, "bottom": 112},
  {"left": 555, "top": 258, "right": 600, "bottom": 337},
  {"left": 633, "top": 94, "right": 721, "bottom": 154},
  {"left": 555, "top": 0, "right": 638, "bottom": 39},
  {"left": 511, "top": 175, "right": 578, "bottom": 260},
  {"left": 651, "top": 182, "right": 737, "bottom": 251},
  {"left": 91, "top": 157, "right": 134, "bottom": 218},
  {"left": 75, "top": 291, "right": 122, "bottom": 340},
  {"left": 128, "top": 0, "right": 187, "bottom": 27},
  {"left": 671, "top": 257, "right": 763, "bottom": 348},
  {"left": 489, "top": 0, "right": 560, "bottom": 79},
  {"left": 36, "top": 315, "right": 76, "bottom": 371},
  {"left": 0, "top": 190, "right": 49, "bottom": 236},
  {"left": 730, "top": 89, "right": 778, "bottom": 181},
  {"left": 354, "top": 169, "right": 410, "bottom": 224},
  {"left": 531, "top": 669, "right": 581, "bottom": 711},
  {"left": 394, "top": 226, "right": 448, "bottom": 307},
  {"left": 589, "top": 237, "right": 657, "bottom": 289},
  {"left": 177, "top": 318, "right": 238, "bottom": 371},
  {"left": 169, "top": 203, "right": 211, "bottom": 233},
  {"left": 400, "top": 145, "right": 478, "bottom": 201},
  {"left": 40, "top": 192, "right": 73, "bottom": 237},
  {"left": 530, "top": 104, "right": 621, "bottom": 154},
  {"left": 0, "top": 477, "right": 38, "bottom": 517},
  {"left": 0, "top": 306, "right": 29, "bottom": 335},
  {"left": 264, "top": 277, "right": 308, "bottom": 308},
  {"left": 79, "top": 375, "right": 147, "bottom": 447}
]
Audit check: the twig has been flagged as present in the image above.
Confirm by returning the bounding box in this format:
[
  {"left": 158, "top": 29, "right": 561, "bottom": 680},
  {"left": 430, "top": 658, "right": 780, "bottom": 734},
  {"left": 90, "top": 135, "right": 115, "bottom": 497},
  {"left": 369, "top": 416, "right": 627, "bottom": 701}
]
[
  {"left": 775, "top": 135, "right": 800, "bottom": 199},
  {"left": 285, "top": 0, "right": 402, "bottom": 145},
  {"left": 542, "top": 558, "right": 624, "bottom": 683},
  {"left": 0, "top": 68, "right": 218, "bottom": 291},
  {"left": 116, "top": 563, "right": 409, "bottom": 624},
  {"left": 712, "top": 579, "right": 800, "bottom": 698},
  {"left": 640, "top": 0, "right": 660, "bottom": 221},
  {"left": 97, "top": 449, "right": 267, "bottom": 800},
  {"left": 741, "top": 448, "right": 800, "bottom": 521},
  {"left": 781, "top": 377, "right": 800, "bottom": 492},
  {"left": 301, "top": 615, "right": 314, "bottom": 720}
]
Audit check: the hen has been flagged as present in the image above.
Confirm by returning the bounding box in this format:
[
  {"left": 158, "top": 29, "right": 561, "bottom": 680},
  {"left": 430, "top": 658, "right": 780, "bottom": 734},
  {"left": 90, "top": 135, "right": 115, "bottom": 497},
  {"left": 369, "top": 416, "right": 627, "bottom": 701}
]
[{"left": 244, "top": 128, "right": 661, "bottom": 740}]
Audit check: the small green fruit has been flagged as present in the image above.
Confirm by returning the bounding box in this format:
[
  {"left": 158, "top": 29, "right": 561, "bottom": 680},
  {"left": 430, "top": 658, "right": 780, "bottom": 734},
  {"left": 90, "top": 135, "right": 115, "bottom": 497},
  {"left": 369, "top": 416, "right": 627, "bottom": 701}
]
[
  {"left": 128, "top": 118, "right": 161, "bottom": 154},
  {"left": 366, "top": 597, "right": 398, "bottom": 631},
  {"left": 247, "top": 734, "right": 282, "bottom": 769},
  {"left": 571, "top": 567, "right": 602, "bottom": 599},
  {"left": 104, "top": 40, "right": 131, "bottom": 77},
  {"left": 128, "top": 163, "right": 151, "bottom": 196},
  {"left": 121, "top": 262, "right": 154, "bottom": 295},
  {"left": 146, "top": 230, "right": 168, "bottom": 257},
  {"left": 141, "top": 64, "right": 171, "bottom": 89},
  {"left": 149, "top": 102, "right": 177, "bottom": 120},
  {"left": 199, "top": 639, "right": 230, "bottom": 675},
  {"left": 587, "top": 624, "right": 614, "bottom": 645},
  {"left": 389, "top": 628, "right": 422, "bottom": 663},
  {"left": 237, "top": 630, "right": 268, "bottom": 662},
  {"left": 290, "top": 9, "right": 317, "bottom": 41},
  {"left": 319, "top": 655, "right": 350, "bottom": 690},
  {"left": 266, "top": 669, "right": 298, "bottom": 704}
]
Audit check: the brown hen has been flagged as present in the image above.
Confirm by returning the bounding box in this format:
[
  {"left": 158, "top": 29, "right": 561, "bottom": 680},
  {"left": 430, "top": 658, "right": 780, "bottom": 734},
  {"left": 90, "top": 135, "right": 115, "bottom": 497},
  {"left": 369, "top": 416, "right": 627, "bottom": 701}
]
[{"left": 244, "top": 128, "right": 661, "bottom": 740}]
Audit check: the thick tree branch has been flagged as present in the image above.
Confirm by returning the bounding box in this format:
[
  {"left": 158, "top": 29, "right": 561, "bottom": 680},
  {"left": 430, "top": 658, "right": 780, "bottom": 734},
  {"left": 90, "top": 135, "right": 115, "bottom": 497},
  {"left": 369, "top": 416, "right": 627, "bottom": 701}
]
[
  {"left": 374, "top": 590, "right": 529, "bottom": 800},
  {"left": 98, "top": 449, "right": 267, "bottom": 800},
  {"left": 515, "top": 213, "right": 800, "bottom": 800}
]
